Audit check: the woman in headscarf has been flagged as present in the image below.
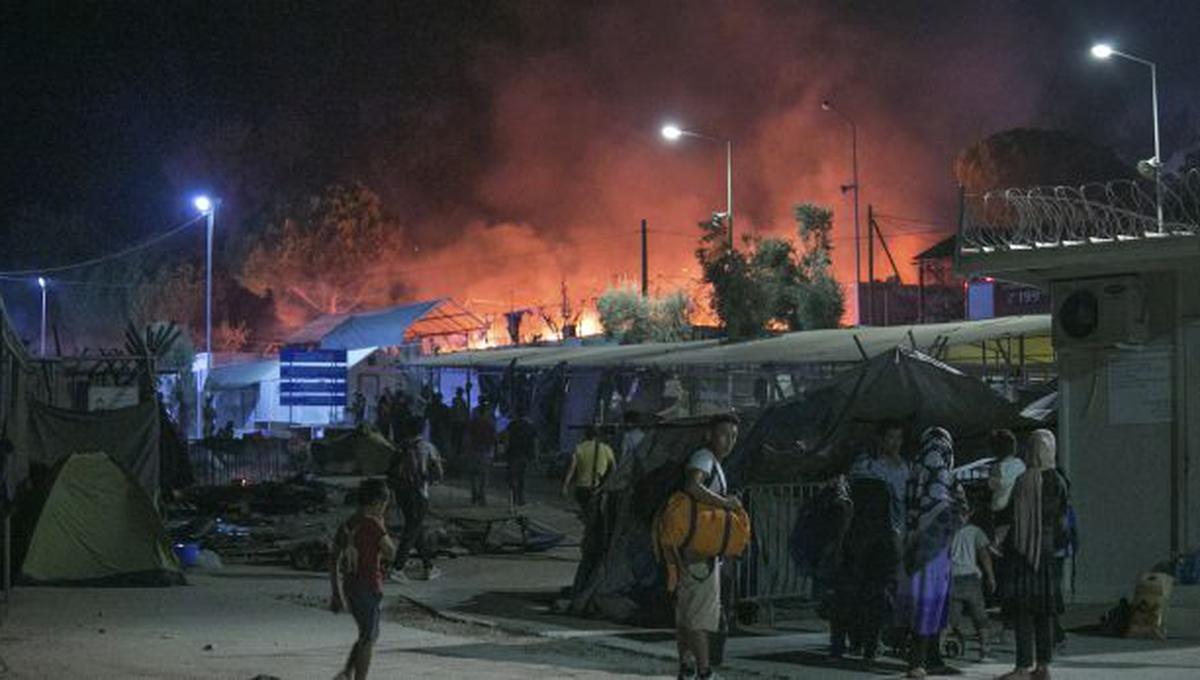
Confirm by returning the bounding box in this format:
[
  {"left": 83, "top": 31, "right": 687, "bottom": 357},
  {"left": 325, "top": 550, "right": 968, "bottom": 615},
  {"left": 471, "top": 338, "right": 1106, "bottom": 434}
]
[
  {"left": 897, "top": 427, "right": 963, "bottom": 679},
  {"left": 997, "top": 429, "right": 1067, "bottom": 680}
]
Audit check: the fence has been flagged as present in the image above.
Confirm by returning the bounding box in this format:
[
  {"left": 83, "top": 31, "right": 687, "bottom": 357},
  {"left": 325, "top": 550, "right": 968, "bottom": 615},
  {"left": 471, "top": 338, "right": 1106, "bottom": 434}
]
[
  {"left": 960, "top": 170, "right": 1200, "bottom": 253},
  {"left": 189, "top": 438, "right": 296, "bottom": 487},
  {"left": 734, "top": 482, "right": 822, "bottom": 624}
]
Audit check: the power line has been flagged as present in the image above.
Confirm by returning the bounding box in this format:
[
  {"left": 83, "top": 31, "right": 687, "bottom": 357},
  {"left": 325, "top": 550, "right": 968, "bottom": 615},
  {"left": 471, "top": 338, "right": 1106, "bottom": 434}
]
[{"left": 0, "top": 214, "right": 205, "bottom": 277}]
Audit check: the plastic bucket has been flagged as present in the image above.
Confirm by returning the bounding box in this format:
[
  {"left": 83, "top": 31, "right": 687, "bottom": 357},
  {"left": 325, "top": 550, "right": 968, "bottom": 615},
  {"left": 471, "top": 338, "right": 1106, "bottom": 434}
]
[{"left": 173, "top": 542, "right": 201, "bottom": 568}]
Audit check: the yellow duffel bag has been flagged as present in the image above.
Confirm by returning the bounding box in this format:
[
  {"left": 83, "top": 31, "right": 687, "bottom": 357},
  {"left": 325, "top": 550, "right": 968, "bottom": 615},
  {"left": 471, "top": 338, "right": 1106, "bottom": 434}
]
[{"left": 653, "top": 490, "right": 751, "bottom": 564}]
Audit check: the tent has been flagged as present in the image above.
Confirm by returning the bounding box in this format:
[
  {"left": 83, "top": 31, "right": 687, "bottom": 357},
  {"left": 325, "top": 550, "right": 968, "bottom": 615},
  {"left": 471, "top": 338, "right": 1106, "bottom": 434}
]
[
  {"left": 311, "top": 428, "right": 395, "bottom": 475},
  {"left": 27, "top": 401, "right": 162, "bottom": 496},
  {"left": 21, "top": 452, "right": 183, "bottom": 586}
]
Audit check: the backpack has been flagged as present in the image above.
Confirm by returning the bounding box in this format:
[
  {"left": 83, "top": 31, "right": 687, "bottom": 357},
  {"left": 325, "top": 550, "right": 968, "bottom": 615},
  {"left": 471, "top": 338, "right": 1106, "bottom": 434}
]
[{"left": 388, "top": 439, "right": 423, "bottom": 488}]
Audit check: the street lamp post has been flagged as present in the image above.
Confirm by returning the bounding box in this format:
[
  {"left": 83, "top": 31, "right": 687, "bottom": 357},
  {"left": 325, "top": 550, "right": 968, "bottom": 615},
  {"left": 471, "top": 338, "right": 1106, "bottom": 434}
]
[
  {"left": 822, "top": 99, "right": 862, "bottom": 324},
  {"left": 1091, "top": 43, "right": 1163, "bottom": 232},
  {"left": 194, "top": 195, "right": 216, "bottom": 439},
  {"left": 662, "top": 124, "right": 734, "bottom": 248},
  {"left": 37, "top": 276, "right": 47, "bottom": 357}
]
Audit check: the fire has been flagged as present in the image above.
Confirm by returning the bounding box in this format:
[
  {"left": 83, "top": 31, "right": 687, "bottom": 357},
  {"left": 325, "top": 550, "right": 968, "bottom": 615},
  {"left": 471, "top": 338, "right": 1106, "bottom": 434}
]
[{"left": 578, "top": 310, "right": 602, "bottom": 338}]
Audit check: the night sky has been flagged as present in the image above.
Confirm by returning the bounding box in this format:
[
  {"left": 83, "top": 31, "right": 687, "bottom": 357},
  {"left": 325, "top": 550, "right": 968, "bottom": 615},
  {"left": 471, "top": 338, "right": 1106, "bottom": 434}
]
[{"left": 2, "top": 1, "right": 1198, "bottom": 339}]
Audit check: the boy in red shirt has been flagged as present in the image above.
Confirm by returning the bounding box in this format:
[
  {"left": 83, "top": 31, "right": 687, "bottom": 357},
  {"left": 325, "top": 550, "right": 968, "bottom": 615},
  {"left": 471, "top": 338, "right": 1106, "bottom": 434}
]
[{"left": 331, "top": 478, "right": 396, "bottom": 680}]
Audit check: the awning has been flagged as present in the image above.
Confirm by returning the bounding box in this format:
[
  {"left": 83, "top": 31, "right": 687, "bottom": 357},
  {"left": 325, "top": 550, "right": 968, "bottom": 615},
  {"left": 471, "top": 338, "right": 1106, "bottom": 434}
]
[
  {"left": 206, "top": 360, "right": 279, "bottom": 390},
  {"left": 631, "top": 315, "right": 1051, "bottom": 367}
]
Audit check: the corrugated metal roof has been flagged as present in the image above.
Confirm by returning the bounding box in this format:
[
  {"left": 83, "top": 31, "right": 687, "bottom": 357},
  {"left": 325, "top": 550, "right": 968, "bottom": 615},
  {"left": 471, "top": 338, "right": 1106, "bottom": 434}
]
[
  {"left": 631, "top": 315, "right": 1051, "bottom": 367},
  {"left": 516, "top": 339, "right": 720, "bottom": 367},
  {"left": 409, "top": 344, "right": 571, "bottom": 368}
]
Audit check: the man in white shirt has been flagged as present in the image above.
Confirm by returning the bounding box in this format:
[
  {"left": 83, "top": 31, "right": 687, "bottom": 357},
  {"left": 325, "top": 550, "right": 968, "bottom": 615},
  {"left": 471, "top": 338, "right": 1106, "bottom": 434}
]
[{"left": 675, "top": 413, "right": 741, "bottom": 680}]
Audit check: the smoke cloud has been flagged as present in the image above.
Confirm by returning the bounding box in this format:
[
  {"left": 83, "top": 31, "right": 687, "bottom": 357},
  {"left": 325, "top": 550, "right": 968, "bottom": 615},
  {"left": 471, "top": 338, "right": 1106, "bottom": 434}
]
[{"left": 384, "top": 1, "right": 1048, "bottom": 327}]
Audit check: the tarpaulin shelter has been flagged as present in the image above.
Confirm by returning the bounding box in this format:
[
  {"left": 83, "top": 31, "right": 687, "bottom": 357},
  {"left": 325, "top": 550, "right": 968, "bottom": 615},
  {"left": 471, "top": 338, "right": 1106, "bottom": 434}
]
[
  {"left": 569, "top": 418, "right": 719, "bottom": 624},
  {"left": 286, "top": 299, "right": 484, "bottom": 351},
  {"left": 311, "top": 428, "right": 395, "bottom": 475},
  {"left": 20, "top": 452, "right": 183, "bottom": 586},
  {"left": 27, "top": 401, "right": 162, "bottom": 497},
  {"left": 732, "top": 347, "right": 1037, "bottom": 483}
]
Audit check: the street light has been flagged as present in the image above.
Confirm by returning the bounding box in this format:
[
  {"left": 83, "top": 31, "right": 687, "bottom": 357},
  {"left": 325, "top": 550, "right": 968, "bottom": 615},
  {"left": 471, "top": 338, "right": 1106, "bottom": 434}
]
[
  {"left": 37, "top": 276, "right": 47, "bottom": 357},
  {"left": 821, "top": 99, "right": 863, "bottom": 324},
  {"left": 1090, "top": 43, "right": 1163, "bottom": 232},
  {"left": 194, "top": 195, "right": 217, "bottom": 438},
  {"left": 661, "top": 123, "right": 734, "bottom": 248}
]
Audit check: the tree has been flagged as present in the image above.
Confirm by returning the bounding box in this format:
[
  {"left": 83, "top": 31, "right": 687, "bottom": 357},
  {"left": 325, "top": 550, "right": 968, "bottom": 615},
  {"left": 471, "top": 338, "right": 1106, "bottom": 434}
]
[
  {"left": 793, "top": 203, "right": 845, "bottom": 330},
  {"left": 954, "top": 128, "right": 1133, "bottom": 194},
  {"left": 129, "top": 262, "right": 204, "bottom": 338},
  {"left": 694, "top": 206, "right": 844, "bottom": 339},
  {"left": 695, "top": 214, "right": 772, "bottom": 340},
  {"left": 237, "top": 182, "right": 408, "bottom": 327},
  {"left": 597, "top": 284, "right": 691, "bottom": 344}
]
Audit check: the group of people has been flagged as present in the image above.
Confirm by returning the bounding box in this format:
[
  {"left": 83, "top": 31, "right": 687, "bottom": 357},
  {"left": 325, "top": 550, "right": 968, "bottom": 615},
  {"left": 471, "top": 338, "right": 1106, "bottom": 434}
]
[{"left": 823, "top": 422, "right": 1070, "bottom": 680}]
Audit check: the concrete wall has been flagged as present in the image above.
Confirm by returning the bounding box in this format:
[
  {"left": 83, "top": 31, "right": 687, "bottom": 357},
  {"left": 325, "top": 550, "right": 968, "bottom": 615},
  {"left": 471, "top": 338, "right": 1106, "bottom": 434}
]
[{"left": 1059, "top": 269, "right": 1197, "bottom": 601}]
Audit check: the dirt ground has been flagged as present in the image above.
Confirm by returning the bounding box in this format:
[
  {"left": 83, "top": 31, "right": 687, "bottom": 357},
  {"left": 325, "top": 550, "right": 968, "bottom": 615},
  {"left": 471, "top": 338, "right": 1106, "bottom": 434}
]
[
  {"left": 0, "top": 474, "right": 759, "bottom": 680},
  {"left": 0, "top": 563, "right": 751, "bottom": 680}
]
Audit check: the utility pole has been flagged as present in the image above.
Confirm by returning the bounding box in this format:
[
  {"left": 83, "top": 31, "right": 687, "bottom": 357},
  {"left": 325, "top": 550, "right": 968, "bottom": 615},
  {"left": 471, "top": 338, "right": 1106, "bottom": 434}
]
[
  {"left": 867, "top": 204, "right": 875, "bottom": 325},
  {"left": 641, "top": 219, "right": 648, "bottom": 297},
  {"left": 869, "top": 212, "right": 903, "bottom": 327}
]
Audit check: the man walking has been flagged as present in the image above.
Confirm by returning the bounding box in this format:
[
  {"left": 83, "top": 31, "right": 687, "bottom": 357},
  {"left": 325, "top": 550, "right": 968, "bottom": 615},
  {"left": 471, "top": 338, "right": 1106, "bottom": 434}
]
[
  {"left": 504, "top": 410, "right": 538, "bottom": 507},
  {"left": 387, "top": 416, "right": 444, "bottom": 580},
  {"left": 674, "top": 414, "right": 741, "bottom": 680},
  {"left": 467, "top": 401, "right": 496, "bottom": 505}
]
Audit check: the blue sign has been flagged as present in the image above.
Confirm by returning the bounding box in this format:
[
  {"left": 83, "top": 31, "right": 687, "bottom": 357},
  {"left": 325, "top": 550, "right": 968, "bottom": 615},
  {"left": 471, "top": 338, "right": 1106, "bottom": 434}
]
[{"left": 279, "top": 347, "right": 347, "bottom": 407}]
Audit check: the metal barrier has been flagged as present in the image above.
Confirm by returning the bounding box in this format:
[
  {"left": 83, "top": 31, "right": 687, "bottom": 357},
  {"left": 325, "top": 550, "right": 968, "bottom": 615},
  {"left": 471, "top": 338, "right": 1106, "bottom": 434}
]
[
  {"left": 189, "top": 438, "right": 295, "bottom": 486},
  {"left": 735, "top": 482, "right": 823, "bottom": 622}
]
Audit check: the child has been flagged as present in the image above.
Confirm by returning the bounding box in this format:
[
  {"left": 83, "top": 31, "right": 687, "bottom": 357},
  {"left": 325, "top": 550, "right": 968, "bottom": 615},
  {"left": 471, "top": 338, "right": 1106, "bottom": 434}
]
[
  {"left": 331, "top": 478, "right": 397, "bottom": 680},
  {"left": 949, "top": 503, "right": 995, "bottom": 662}
]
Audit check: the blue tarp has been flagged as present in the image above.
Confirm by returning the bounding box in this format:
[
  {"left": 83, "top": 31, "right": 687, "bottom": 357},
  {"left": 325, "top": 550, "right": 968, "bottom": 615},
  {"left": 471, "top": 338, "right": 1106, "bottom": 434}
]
[
  {"left": 318, "top": 300, "right": 442, "bottom": 350},
  {"left": 286, "top": 299, "right": 443, "bottom": 351}
]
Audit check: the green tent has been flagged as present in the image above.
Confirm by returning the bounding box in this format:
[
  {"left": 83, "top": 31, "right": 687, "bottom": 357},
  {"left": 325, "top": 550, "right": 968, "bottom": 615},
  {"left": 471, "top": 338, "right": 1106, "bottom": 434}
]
[{"left": 21, "top": 452, "right": 183, "bottom": 586}]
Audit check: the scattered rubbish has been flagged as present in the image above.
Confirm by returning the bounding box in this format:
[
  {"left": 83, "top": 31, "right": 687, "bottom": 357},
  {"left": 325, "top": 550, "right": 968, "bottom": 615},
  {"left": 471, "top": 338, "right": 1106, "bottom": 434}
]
[{"left": 1126, "top": 571, "right": 1174, "bottom": 639}]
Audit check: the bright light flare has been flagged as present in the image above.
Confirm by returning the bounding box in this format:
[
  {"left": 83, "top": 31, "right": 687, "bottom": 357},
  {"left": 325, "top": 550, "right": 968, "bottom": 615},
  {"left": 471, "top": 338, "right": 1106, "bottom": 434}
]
[
  {"left": 193, "top": 195, "right": 213, "bottom": 213},
  {"left": 661, "top": 124, "right": 683, "bottom": 141},
  {"left": 1091, "top": 44, "right": 1114, "bottom": 59},
  {"left": 37, "top": 276, "right": 46, "bottom": 288}
]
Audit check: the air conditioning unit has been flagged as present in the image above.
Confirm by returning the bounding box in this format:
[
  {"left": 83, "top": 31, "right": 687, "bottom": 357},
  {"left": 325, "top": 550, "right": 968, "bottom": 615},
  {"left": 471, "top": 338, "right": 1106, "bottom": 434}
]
[{"left": 1052, "top": 275, "right": 1149, "bottom": 348}]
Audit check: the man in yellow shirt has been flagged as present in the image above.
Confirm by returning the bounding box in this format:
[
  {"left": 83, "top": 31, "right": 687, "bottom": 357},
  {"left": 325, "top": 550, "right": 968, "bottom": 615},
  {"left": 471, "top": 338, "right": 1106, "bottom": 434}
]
[{"left": 561, "top": 425, "right": 616, "bottom": 513}]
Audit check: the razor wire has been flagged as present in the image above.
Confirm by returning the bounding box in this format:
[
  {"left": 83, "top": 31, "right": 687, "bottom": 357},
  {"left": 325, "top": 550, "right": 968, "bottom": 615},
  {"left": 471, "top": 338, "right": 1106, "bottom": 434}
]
[{"left": 960, "top": 169, "right": 1200, "bottom": 252}]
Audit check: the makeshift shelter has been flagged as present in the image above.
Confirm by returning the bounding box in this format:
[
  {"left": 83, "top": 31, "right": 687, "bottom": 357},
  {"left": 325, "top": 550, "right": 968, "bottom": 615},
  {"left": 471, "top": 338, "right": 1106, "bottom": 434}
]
[
  {"left": 311, "top": 428, "right": 395, "bottom": 475},
  {"left": 731, "top": 347, "right": 1037, "bottom": 483},
  {"left": 21, "top": 452, "right": 183, "bottom": 586},
  {"left": 27, "top": 401, "right": 162, "bottom": 496},
  {"left": 569, "top": 418, "right": 719, "bottom": 624},
  {"left": 570, "top": 349, "right": 1037, "bottom": 624}
]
